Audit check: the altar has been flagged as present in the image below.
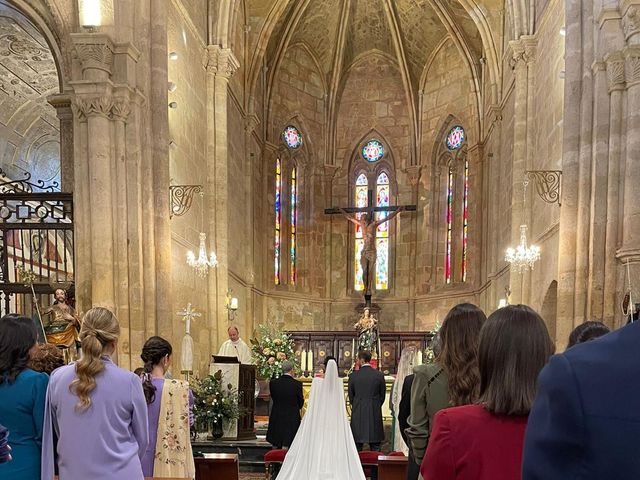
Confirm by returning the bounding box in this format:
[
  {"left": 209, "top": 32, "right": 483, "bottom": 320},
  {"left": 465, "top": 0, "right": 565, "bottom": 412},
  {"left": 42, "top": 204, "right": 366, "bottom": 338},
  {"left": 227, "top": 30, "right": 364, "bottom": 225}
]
[{"left": 297, "top": 375, "right": 396, "bottom": 420}]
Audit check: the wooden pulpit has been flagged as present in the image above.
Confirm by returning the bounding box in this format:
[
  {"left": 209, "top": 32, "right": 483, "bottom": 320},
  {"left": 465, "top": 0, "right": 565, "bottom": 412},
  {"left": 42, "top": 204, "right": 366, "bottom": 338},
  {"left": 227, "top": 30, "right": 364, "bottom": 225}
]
[{"left": 210, "top": 356, "right": 256, "bottom": 440}]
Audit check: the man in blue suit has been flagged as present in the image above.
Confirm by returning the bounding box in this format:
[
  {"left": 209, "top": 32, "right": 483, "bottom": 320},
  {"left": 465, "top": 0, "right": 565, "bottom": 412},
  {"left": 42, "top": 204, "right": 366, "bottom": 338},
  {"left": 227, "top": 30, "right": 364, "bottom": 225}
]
[{"left": 523, "top": 320, "right": 640, "bottom": 479}]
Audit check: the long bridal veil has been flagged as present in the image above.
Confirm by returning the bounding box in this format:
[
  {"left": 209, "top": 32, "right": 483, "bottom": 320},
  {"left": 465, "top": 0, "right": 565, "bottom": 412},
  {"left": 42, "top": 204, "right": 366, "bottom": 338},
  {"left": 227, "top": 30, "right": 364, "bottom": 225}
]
[{"left": 275, "top": 359, "right": 366, "bottom": 480}]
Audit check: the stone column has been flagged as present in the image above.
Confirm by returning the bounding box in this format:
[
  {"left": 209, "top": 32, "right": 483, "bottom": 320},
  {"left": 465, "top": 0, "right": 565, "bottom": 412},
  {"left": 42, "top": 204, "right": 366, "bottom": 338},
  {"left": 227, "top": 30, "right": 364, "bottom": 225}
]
[
  {"left": 508, "top": 38, "right": 535, "bottom": 303},
  {"left": 602, "top": 53, "right": 625, "bottom": 326},
  {"left": 467, "top": 144, "right": 483, "bottom": 288},
  {"left": 205, "top": 45, "right": 239, "bottom": 351},
  {"left": 70, "top": 34, "right": 116, "bottom": 311},
  {"left": 405, "top": 165, "right": 421, "bottom": 330},
  {"left": 47, "top": 95, "right": 74, "bottom": 192}
]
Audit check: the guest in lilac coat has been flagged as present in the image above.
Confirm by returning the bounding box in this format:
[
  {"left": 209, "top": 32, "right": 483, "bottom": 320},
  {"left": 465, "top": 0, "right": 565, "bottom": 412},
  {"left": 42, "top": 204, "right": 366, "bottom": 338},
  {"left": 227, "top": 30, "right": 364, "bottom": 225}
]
[
  {"left": 140, "top": 336, "right": 195, "bottom": 478},
  {"left": 41, "top": 307, "right": 148, "bottom": 480}
]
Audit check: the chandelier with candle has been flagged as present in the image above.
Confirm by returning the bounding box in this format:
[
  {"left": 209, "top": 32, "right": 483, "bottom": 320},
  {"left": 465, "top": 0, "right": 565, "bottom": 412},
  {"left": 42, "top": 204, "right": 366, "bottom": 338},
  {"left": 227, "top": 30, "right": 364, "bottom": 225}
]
[
  {"left": 187, "top": 232, "right": 218, "bottom": 277},
  {"left": 505, "top": 179, "right": 540, "bottom": 272}
]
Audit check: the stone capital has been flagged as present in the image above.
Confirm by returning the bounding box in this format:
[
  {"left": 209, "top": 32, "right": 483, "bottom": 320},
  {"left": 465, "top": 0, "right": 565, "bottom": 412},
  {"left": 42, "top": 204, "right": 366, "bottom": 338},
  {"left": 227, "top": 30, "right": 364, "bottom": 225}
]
[
  {"left": 205, "top": 45, "right": 239, "bottom": 78},
  {"left": 508, "top": 37, "right": 536, "bottom": 70},
  {"left": 624, "top": 46, "right": 640, "bottom": 87},
  {"left": 244, "top": 113, "right": 260, "bottom": 133},
  {"left": 71, "top": 33, "right": 114, "bottom": 80},
  {"left": 47, "top": 93, "right": 74, "bottom": 121},
  {"left": 404, "top": 165, "right": 422, "bottom": 187},
  {"left": 605, "top": 52, "right": 626, "bottom": 92},
  {"left": 622, "top": 3, "right": 640, "bottom": 42},
  {"left": 73, "top": 95, "right": 114, "bottom": 120}
]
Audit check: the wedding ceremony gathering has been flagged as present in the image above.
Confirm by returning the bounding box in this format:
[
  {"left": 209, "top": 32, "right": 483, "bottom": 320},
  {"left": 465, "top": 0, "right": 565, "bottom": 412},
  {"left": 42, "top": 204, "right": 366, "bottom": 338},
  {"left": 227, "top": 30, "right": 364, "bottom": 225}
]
[{"left": 0, "top": 0, "right": 639, "bottom": 479}]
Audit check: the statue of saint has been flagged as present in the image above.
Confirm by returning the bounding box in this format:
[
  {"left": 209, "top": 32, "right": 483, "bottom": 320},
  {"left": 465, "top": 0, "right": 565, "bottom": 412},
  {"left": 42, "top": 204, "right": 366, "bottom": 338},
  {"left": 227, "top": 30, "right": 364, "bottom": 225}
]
[
  {"left": 354, "top": 307, "right": 379, "bottom": 353},
  {"left": 38, "top": 289, "right": 80, "bottom": 357},
  {"left": 340, "top": 207, "right": 405, "bottom": 296}
]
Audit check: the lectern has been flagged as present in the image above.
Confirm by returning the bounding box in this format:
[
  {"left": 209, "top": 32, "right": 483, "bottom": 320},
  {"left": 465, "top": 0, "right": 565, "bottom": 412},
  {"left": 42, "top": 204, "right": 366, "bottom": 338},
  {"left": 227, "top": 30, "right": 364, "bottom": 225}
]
[{"left": 210, "top": 356, "right": 256, "bottom": 440}]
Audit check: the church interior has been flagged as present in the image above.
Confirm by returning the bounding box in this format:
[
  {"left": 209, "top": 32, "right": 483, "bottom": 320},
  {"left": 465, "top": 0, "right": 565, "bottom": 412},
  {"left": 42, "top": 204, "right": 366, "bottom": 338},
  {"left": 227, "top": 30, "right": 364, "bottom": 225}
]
[{"left": 0, "top": 0, "right": 637, "bottom": 478}]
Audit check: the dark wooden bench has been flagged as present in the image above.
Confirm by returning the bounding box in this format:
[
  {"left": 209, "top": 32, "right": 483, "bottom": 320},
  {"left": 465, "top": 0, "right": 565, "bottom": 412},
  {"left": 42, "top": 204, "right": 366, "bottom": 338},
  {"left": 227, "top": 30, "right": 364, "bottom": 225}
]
[
  {"left": 195, "top": 454, "right": 239, "bottom": 480},
  {"left": 377, "top": 455, "right": 409, "bottom": 480}
]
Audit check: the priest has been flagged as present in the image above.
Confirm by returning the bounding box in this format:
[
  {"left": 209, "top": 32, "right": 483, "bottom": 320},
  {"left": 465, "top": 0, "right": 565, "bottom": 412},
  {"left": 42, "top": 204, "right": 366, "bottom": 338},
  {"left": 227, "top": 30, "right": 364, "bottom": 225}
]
[{"left": 218, "top": 326, "right": 253, "bottom": 364}]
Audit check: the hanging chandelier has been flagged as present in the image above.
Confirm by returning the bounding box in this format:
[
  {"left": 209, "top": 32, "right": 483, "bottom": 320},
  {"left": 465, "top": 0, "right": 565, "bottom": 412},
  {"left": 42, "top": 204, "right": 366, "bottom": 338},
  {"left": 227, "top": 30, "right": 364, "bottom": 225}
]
[
  {"left": 505, "top": 178, "right": 540, "bottom": 272},
  {"left": 505, "top": 224, "right": 540, "bottom": 272},
  {"left": 187, "top": 232, "right": 218, "bottom": 277}
]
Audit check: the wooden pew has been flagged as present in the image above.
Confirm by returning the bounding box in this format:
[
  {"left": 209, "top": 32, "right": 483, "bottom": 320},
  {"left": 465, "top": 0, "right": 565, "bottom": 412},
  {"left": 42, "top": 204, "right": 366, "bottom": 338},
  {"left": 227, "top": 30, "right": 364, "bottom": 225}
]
[
  {"left": 195, "top": 454, "right": 239, "bottom": 480},
  {"left": 377, "top": 455, "right": 408, "bottom": 480}
]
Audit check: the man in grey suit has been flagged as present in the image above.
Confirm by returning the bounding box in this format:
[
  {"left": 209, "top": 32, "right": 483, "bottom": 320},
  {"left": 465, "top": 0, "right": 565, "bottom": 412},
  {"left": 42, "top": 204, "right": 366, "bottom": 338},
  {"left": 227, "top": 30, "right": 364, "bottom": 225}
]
[{"left": 348, "top": 350, "right": 386, "bottom": 451}]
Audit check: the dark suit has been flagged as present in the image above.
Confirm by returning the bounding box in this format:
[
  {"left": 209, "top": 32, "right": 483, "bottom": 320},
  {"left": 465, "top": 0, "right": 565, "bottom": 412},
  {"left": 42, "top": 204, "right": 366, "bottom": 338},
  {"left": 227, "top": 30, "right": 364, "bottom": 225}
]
[
  {"left": 523, "top": 321, "right": 640, "bottom": 479},
  {"left": 398, "top": 375, "right": 419, "bottom": 480},
  {"left": 266, "top": 374, "right": 304, "bottom": 448},
  {"left": 348, "top": 364, "right": 386, "bottom": 450}
]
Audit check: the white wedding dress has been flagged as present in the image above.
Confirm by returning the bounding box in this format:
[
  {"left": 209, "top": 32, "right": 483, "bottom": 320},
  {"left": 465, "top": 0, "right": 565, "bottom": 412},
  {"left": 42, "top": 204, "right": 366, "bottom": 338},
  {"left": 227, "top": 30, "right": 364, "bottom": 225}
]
[{"left": 276, "top": 360, "right": 366, "bottom": 480}]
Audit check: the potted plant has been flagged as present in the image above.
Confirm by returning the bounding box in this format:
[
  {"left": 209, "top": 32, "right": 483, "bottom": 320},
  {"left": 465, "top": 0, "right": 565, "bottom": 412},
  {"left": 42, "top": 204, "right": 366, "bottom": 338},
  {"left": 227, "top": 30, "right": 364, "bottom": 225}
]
[{"left": 192, "top": 369, "right": 240, "bottom": 440}]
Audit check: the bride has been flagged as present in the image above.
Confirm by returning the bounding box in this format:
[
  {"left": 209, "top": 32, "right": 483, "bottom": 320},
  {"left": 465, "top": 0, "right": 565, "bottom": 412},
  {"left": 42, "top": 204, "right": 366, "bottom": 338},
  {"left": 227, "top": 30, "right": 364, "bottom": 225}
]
[{"left": 276, "top": 359, "right": 365, "bottom": 480}]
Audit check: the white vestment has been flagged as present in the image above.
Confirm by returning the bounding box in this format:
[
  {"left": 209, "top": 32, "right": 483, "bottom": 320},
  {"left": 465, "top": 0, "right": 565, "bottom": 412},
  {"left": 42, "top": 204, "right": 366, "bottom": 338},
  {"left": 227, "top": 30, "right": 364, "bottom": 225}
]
[
  {"left": 276, "top": 360, "right": 365, "bottom": 480},
  {"left": 218, "top": 338, "right": 253, "bottom": 364}
]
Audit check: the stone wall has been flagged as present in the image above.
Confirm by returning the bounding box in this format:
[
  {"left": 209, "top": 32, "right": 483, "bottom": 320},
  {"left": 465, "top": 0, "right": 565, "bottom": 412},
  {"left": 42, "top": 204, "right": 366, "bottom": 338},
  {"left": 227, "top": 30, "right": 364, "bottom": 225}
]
[{"left": 167, "top": 1, "right": 211, "bottom": 375}]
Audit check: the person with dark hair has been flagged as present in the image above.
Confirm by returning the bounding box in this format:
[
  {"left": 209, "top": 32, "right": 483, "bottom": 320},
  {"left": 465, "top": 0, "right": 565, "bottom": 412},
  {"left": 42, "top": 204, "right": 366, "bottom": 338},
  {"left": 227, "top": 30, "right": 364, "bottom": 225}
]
[
  {"left": 0, "top": 424, "right": 11, "bottom": 464},
  {"left": 522, "top": 318, "right": 640, "bottom": 478},
  {"left": 28, "top": 343, "right": 64, "bottom": 375},
  {"left": 420, "top": 305, "right": 554, "bottom": 480},
  {"left": 406, "top": 303, "right": 486, "bottom": 468},
  {"left": 0, "top": 314, "right": 48, "bottom": 480},
  {"left": 567, "top": 320, "right": 610, "bottom": 348},
  {"left": 41, "top": 307, "right": 149, "bottom": 480},
  {"left": 267, "top": 360, "right": 304, "bottom": 449},
  {"left": 140, "top": 336, "right": 194, "bottom": 478},
  {"left": 348, "top": 350, "right": 386, "bottom": 451}
]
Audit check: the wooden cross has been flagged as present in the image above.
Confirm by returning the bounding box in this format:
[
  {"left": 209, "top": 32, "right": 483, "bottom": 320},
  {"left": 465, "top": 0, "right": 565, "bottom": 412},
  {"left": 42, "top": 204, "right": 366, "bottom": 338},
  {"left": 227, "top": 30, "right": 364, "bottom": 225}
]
[{"left": 325, "top": 189, "right": 416, "bottom": 304}]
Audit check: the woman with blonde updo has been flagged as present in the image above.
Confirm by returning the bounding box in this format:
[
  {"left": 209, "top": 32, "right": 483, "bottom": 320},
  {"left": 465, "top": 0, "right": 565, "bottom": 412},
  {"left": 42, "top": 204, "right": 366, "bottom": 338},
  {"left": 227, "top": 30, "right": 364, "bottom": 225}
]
[{"left": 41, "top": 307, "right": 149, "bottom": 480}]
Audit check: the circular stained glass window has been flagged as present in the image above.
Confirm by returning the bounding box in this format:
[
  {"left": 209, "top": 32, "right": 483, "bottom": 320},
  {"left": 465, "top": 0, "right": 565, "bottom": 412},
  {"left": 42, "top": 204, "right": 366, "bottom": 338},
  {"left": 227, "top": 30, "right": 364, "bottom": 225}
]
[
  {"left": 446, "top": 126, "right": 465, "bottom": 150},
  {"left": 362, "top": 140, "right": 384, "bottom": 162},
  {"left": 282, "top": 125, "right": 302, "bottom": 149}
]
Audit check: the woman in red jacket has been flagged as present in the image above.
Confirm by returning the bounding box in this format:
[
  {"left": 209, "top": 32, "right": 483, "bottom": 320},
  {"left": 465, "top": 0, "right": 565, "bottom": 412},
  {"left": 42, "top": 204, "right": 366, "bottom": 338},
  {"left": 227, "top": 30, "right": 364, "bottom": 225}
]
[{"left": 420, "top": 305, "right": 554, "bottom": 480}]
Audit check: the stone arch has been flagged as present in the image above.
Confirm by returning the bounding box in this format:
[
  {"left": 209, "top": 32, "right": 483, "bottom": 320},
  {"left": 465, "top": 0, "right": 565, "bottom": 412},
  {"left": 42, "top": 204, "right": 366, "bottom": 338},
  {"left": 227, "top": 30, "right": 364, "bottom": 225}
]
[
  {"left": 541, "top": 280, "right": 558, "bottom": 345},
  {"left": 0, "top": 0, "right": 68, "bottom": 187}
]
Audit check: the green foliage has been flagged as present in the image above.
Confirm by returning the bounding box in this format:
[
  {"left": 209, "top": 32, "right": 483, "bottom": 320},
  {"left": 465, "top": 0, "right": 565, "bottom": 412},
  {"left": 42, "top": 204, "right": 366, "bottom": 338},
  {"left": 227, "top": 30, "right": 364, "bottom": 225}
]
[
  {"left": 191, "top": 369, "right": 239, "bottom": 432},
  {"left": 250, "top": 324, "right": 299, "bottom": 379}
]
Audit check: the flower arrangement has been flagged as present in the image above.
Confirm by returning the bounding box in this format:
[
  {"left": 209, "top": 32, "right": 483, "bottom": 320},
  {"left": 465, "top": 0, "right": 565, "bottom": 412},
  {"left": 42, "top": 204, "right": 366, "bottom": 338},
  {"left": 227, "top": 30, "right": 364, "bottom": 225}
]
[
  {"left": 250, "top": 324, "right": 298, "bottom": 379},
  {"left": 192, "top": 369, "right": 240, "bottom": 432}
]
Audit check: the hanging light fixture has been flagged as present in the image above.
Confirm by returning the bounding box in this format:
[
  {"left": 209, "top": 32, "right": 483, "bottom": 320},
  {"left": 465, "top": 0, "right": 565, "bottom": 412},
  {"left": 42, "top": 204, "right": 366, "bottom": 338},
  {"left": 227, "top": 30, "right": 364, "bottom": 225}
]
[
  {"left": 186, "top": 192, "right": 218, "bottom": 277},
  {"left": 505, "top": 179, "right": 541, "bottom": 272},
  {"left": 187, "top": 233, "right": 218, "bottom": 277}
]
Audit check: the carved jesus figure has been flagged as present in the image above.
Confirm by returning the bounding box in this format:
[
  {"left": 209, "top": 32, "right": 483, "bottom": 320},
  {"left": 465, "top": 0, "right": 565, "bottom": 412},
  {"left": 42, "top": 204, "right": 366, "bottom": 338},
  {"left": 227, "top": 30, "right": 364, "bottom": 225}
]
[{"left": 340, "top": 207, "right": 405, "bottom": 295}]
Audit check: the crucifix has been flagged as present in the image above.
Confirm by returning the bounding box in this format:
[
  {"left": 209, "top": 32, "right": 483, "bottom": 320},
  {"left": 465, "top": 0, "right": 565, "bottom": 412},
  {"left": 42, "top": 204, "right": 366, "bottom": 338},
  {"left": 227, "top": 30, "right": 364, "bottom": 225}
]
[{"left": 325, "top": 189, "right": 416, "bottom": 306}]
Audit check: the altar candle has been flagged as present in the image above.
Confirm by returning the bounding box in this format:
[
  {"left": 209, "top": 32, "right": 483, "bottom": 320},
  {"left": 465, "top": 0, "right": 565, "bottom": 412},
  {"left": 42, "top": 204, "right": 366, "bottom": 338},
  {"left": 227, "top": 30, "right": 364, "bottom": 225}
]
[
  {"left": 351, "top": 338, "right": 355, "bottom": 359},
  {"left": 300, "top": 349, "right": 307, "bottom": 372},
  {"left": 417, "top": 349, "right": 423, "bottom": 365},
  {"left": 307, "top": 350, "right": 313, "bottom": 372}
]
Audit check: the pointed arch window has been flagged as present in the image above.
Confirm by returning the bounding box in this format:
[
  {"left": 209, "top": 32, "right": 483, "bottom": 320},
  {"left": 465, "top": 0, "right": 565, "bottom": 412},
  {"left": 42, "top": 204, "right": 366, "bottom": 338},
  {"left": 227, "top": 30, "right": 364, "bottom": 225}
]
[
  {"left": 354, "top": 173, "right": 368, "bottom": 291},
  {"left": 274, "top": 158, "right": 282, "bottom": 285},
  {"left": 439, "top": 124, "right": 468, "bottom": 285},
  {"left": 375, "top": 172, "right": 390, "bottom": 290},
  {"left": 290, "top": 166, "right": 297, "bottom": 285}
]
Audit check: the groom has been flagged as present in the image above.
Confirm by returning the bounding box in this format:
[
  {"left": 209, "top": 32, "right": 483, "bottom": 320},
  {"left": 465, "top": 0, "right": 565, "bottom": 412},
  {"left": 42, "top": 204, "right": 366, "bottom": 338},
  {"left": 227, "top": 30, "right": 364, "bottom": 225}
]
[{"left": 348, "top": 350, "right": 386, "bottom": 451}]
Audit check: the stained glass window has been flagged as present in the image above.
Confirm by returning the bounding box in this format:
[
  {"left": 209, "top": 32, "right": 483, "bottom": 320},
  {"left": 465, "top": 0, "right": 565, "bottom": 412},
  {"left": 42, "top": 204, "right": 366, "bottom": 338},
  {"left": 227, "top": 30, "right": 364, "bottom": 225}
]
[
  {"left": 446, "top": 126, "right": 465, "bottom": 150},
  {"left": 445, "top": 166, "right": 454, "bottom": 284},
  {"left": 375, "top": 172, "right": 390, "bottom": 290},
  {"left": 290, "top": 167, "right": 297, "bottom": 285},
  {"left": 354, "top": 173, "right": 368, "bottom": 291},
  {"left": 282, "top": 125, "right": 302, "bottom": 149},
  {"left": 274, "top": 158, "right": 282, "bottom": 285},
  {"left": 362, "top": 140, "right": 384, "bottom": 162},
  {"left": 461, "top": 159, "right": 469, "bottom": 282}
]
